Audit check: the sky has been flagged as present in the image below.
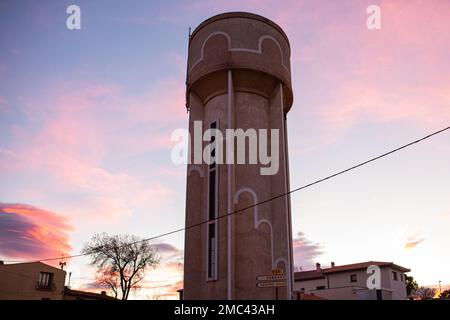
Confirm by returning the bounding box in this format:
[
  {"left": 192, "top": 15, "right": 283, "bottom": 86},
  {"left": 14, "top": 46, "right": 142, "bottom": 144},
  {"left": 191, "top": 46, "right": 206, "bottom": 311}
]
[{"left": 1, "top": 0, "right": 450, "bottom": 299}]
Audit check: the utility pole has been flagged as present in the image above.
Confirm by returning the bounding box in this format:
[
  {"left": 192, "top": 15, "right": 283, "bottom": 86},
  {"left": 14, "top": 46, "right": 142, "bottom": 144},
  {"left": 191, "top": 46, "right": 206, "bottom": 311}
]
[
  {"left": 67, "top": 272, "right": 72, "bottom": 289},
  {"left": 439, "top": 281, "right": 442, "bottom": 297}
]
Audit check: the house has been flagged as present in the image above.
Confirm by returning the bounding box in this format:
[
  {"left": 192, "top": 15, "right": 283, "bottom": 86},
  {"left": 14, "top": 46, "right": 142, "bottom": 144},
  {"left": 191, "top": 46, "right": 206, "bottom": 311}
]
[
  {"left": 0, "top": 260, "right": 116, "bottom": 300},
  {"left": 293, "top": 261, "right": 410, "bottom": 300},
  {"left": 63, "top": 287, "right": 116, "bottom": 300},
  {"left": 0, "top": 261, "right": 66, "bottom": 300}
]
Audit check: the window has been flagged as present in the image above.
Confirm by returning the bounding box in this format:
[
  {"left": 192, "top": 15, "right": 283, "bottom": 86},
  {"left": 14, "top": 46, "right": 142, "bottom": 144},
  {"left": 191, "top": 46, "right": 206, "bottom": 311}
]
[
  {"left": 37, "top": 272, "right": 54, "bottom": 290},
  {"left": 316, "top": 286, "right": 325, "bottom": 290},
  {"left": 400, "top": 273, "right": 403, "bottom": 282},
  {"left": 208, "top": 171, "right": 216, "bottom": 220},
  {"left": 209, "top": 121, "right": 217, "bottom": 167},
  {"left": 350, "top": 274, "right": 357, "bottom": 283},
  {"left": 208, "top": 224, "right": 216, "bottom": 279},
  {"left": 392, "top": 271, "right": 398, "bottom": 281},
  {"left": 207, "top": 121, "right": 218, "bottom": 280},
  {"left": 300, "top": 288, "right": 305, "bottom": 293}
]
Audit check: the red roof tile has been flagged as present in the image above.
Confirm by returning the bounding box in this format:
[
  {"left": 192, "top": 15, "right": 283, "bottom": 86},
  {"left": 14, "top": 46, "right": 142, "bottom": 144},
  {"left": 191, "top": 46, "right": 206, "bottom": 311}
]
[{"left": 294, "top": 261, "right": 410, "bottom": 282}]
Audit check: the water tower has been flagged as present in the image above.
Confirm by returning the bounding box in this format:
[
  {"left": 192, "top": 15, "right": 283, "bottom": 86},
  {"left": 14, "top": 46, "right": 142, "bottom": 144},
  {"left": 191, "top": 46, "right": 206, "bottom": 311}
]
[{"left": 183, "top": 12, "right": 294, "bottom": 300}]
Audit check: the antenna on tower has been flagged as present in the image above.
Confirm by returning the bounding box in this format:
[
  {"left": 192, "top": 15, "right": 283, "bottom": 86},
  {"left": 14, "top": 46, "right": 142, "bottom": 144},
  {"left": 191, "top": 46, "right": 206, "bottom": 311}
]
[{"left": 59, "top": 253, "right": 66, "bottom": 270}]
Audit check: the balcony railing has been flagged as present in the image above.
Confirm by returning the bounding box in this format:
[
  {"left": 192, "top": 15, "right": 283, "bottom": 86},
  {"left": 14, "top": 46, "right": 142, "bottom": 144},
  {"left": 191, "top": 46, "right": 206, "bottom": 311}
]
[{"left": 35, "top": 282, "right": 56, "bottom": 291}]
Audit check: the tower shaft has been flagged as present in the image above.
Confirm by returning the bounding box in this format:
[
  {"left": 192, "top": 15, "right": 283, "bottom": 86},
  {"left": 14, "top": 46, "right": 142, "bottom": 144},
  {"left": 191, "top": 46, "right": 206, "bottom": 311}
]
[{"left": 183, "top": 12, "right": 294, "bottom": 300}]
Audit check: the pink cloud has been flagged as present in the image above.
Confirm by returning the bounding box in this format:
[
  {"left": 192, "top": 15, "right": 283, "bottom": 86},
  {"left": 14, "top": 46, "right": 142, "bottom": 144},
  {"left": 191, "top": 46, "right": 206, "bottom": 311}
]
[
  {"left": 318, "top": 82, "right": 450, "bottom": 132},
  {"left": 325, "top": 1, "right": 450, "bottom": 128},
  {"left": 38, "top": 153, "right": 175, "bottom": 222},
  {"left": 141, "top": 262, "right": 183, "bottom": 300},
  {"left": 17, "top": 77, "right": 186, "bottom": 165},
  {"left": 281, "top": 0, "right": 450, "bottom": 153},
  {"left": 165, "top": 1, "right": 450, "bottom": 156},
  {"left": 292, "top": 232, "right": 324, "bottom": 270},
  {"left": 124, "top": 78, "right": 186, "bottom": 125},
  {"left": 4, "top": 76, "right": 185, "bottom": 223},
  {"left": 0, "top": 203, "right": 73, "bottom": 264},
  {"left": 404, "top": 235, "right": 424, "bottom": 250}
]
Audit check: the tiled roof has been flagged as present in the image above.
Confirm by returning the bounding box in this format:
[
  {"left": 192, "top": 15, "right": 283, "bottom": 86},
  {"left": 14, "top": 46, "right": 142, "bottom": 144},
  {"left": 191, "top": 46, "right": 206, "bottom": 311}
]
[
  {"left": 294, "top": 270, "right": 325, "bottom": 281},
  {"left": 294, "top": 261, "right": 410, "bottom": 282},
  {"left": 322, "top": 261, "right": 410, "bottom": 274},
  {"left": 64, "top": 287, "right": 117, "bottom": 300}
]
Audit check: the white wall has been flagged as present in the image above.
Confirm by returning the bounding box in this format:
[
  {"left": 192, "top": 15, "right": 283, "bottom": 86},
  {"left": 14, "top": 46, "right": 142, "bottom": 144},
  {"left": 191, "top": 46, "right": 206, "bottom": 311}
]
[
  {"left": 327, "top": 269, "right": 368, "bottom": 289},
  {"left": 387, "top": 267, "right": 408, "bottom": 300},
  {"left": 294, "top": 266, "right": 409, "bottom": 300},
  {"left": 293, "top": 277, "right": 326, "bottom": 293}
]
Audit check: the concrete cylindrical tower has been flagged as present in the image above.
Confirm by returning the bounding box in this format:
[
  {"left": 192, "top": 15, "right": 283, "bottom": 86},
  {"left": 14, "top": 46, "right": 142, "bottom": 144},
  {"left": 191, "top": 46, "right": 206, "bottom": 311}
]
[{"left": 183, "top": 12, "right": 294, "bottom": 300}]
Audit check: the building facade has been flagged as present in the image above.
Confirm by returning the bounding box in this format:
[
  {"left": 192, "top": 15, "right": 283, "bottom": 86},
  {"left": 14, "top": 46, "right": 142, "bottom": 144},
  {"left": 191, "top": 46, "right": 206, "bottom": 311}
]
[
  {"left": 0, "top": 261, "right": 66, "bottom": 300},
  {"left": 183, "top": 12, "right": 295, "bottom": 300},
  {"left": 294, "top": 261, "right": 410, "bottom": 300},
  {"left": 0, "top": 261, "right": 116, "bottom": 300}
]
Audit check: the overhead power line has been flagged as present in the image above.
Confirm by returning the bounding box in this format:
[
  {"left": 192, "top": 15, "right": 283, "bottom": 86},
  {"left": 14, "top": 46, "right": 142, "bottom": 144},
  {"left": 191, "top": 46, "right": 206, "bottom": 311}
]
[{"left": 2, "top": 125, "right": 449, "bottom": 264}]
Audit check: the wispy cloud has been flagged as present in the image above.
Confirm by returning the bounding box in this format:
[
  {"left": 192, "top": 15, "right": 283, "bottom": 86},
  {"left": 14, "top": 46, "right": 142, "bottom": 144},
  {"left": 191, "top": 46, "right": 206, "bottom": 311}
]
[
  {"left": 153, "top": 242, "right": 183, "bottom": 264},
  {"left": 0, "top": 203, "right": 73, "bottom": 263},
  {"left": 404, "top": 235, "right": 424, "bottom": 250},
  {"left": 285, "top": 0, "right": 450, "bottom": 152},
  {"left": 3, "top": 78, "right": 184, "bottom": 223},
  {"left": 292, "top": 232, "right": 324, "bottom": 270}
]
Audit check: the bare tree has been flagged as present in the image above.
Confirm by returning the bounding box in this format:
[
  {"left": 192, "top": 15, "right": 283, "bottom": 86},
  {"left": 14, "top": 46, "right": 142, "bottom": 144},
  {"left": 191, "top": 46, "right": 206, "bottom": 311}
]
[
  {"left": 413, "top": 286, "right": 437, "bottom": 300},
  {"left": 293, "top": 265, "right": 304, "bottom": 272},
  {"left": 82, "top": 233, "right": 160, "bottom": 300},
  {"left": 151, "top": 289, "right": 163, "bottom": 300},
  {"left": 440, "top": 289, "right": 450, "bottom": 299},
  {"left": 96, "top": 266, "right": 120, "bottom": 299}
]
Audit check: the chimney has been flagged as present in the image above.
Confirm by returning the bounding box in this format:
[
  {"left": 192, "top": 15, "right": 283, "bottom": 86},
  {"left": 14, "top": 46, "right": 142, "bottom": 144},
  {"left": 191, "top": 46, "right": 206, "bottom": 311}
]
[
  {"left": 331, "top": 262, "right": 335, "bottom": 268},
  {"left": 316, "top": 263, "right": 321, "bottom": 272}
]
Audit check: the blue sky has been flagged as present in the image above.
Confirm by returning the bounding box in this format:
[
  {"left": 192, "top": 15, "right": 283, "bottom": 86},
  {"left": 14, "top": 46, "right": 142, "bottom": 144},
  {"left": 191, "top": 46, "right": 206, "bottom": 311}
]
[{"left": 1, "top": 0, "right": 450, "bottom": 298}]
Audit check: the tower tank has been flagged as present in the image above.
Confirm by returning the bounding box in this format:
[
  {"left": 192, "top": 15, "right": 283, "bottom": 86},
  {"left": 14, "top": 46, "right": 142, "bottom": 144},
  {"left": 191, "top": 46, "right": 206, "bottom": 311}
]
[{"left": 183, "top": 12, "right": 294, "bottom": 300}]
